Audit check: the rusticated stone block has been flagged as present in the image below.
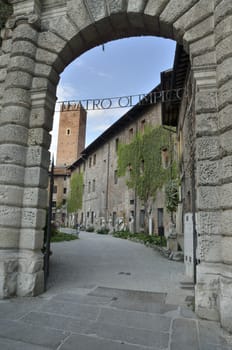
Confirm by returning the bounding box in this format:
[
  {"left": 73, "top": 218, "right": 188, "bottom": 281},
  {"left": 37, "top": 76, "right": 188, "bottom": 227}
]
[
  {"left": 195, "top": 266, "right": 220, "bottom": 321},
  {"left": 19, "top": 229, "right": 44, "bottom": 250},
  {"left": 36, "top": 48, "right": 64, "bottom": 73},
  {"left": 221, "top": 184, "right": 232, "bottom": 209},
  {"left": 217, "top": 57, "right": 232, "bottom": 87},
  {"left": 0, "top": 185, "right": 23, "bottom": 207},
  {"left": 28, "top": 128, "right": 51, "bottom": 148},
  {"left": 32, "top": 76, "right": 55, "bottom": 93},
  {"left": 195, "top": 112, "right": 218, "bottom": 135},
  {"left": 189, "top": 33, "right": 215, "bottom": 58},
  {"left": 0, "top": 125, "right": 28, "bottom": 146},
  {"left": 0, "top": 165, "right": 25, "bottom": 186},
  {"left": 12, "top": 23, "right": 38, "bottom": 43},
  {"left": 1, "top": 38, "right": 12, "bottom": 54},
  {"left": 221, "top": 156, "right": 232, "bottom": 184},
  {"left": 219, "top": 276, "right": 232, "bottom": 332},
  {"left": 29, "top": 107, "right": 54, "bottom": 130},
  {"left": 24, "top": 167, "right": 48, "bottom": 188},
  {"left": 23, "top": 188, "right": 47, "bottom": 208},
  {"left": 11, "top": 40, "right": 37, "bottom": 56},
  {"left": 0, "top": 206, "right": 21, "bottom": 227},
  {"left": 216, "top": 34, "right": 232, "bottom": 63},
  {"left": 34, "top": 63, "right": 58, "bottom": 85},
  {"left": 198, "top": 234, "right": 222, "bottom": 263},
  {"left": 221, "top": 129, "right": 232, "bottom": 155},
  {"left": 196, "top": 136, "right": 220, "bottom": 160},
  {"left": 0, "top": 273, "right": 17, "bottom": 298},
  {"left": 6, "top": 70, "right": 32, "bottom": 90},
  {"left": 0, "top": 68, "right": 7, "bottom": 82},
  {"left": 222, "top": 237, "right": 232, "bottom": 264},
  {"left": 197, "top": 186, "right": 220, "bottom": 210},
  {"left": 195, "top": 90, "right": 217, "bottom": 114},
  {"left": 85, "top": 0, "right": 106, "bottom": 21},
  {"left": 127, "top": 0, "right": 146, "bottom": 12},
  {"left": 108, "top": 0, "right": 126, "bottom": 14},
  {"left": 26, "top": 146, "right": 50, "bottom": 168},
  {"left": 183, "top": 16, "right": 214, "bottom": 45},
  {"left": 0, "top": 144, "right": 26, "bottom": 166},
  {"left": 197, "top": 211, "right": 221, "bottom": 236},
  {"left": 67, "top": 0, "right": 92, "bottom": 30},
  {"left": 219, "top": 105, "right": 232, "bottom": 131},
  {"left": 0, "top": 227, "right": 20, "bottom": 249},
  {"left": 0, "top": 54, "right": 10, "bottom": 68},
  {"left": 160, "top": 0, "right": 198, "bottom": 25},
  {"left": 2, "top": 87, "right": 30, "bottom": 107},
  {"left": 173, "top": 0, "right": 213, "bottom": 41},
  {"left": 221, "top": 210, "right": 232, "bottom": 235},
  {"left": 197, "top": 160, "right": 219, "bottom": 185},
  {"left": 8, "top": 56, "right": 35, "bottom": 74},
  {"left": 215, "top": 15, "right": 232, "bottom": 45},
  {"left": 0, "top": 106, "right": 29, "bottom": 127},
  {"left": 215, "top": 0, "right": 232, "bottom": 25},
  {"left": 38, "top": 31, "right": 66, "bottom": 55},
  {"left": 17, "top": 270, "right": 44, "bottom": 297},
  {"left": 21, "top": 208, "right": 46, "bottom": 229},
  {"left": 144, "top": 0, "right": 169, "bottom": 17},
  {"left": 218, "top": 80, "right": 232, "bottom": 108}
]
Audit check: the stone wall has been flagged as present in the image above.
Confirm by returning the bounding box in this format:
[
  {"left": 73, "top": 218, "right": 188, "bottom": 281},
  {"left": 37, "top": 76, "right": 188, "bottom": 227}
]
[{"left": 0, "top": 0, "right": 232, "bottom": 333}]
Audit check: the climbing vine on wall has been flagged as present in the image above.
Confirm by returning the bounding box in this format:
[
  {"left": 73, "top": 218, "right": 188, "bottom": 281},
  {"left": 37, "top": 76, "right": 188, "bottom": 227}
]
[
  {"left": 117, "top": 125, "right": 178, "bottom": 226},
  {"left": 67, "top": 173, "right": 83, "bottom": 213}
]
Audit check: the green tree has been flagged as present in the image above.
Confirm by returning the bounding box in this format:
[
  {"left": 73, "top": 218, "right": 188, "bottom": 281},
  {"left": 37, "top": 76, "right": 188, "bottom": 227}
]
[
  {"left": 67, "top": 172, "right": 83, "bottom": 214},
  {"left": 117, "top": 125, "right": 177, "bottom": 232}
]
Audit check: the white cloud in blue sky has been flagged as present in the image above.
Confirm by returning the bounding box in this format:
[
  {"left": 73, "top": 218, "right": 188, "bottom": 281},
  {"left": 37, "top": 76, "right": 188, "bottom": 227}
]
[{"left": 50, "top": 36, "right": 176, "bottom": 160}]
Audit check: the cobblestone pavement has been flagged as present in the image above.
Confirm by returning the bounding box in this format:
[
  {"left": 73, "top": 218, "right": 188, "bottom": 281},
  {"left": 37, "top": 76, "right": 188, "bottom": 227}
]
[{"left": 0, "top": 232, "right": 231, "bottom": 350}]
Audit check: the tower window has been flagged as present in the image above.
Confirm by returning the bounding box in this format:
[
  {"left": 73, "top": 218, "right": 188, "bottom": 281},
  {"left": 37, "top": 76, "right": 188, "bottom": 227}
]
[{"left": 66, "top": 128, "right": 71, "bottom": 135}]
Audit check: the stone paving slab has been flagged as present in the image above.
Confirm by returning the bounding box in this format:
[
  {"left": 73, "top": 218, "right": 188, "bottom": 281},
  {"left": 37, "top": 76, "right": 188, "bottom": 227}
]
[
  {"left": 0, "top": 319, "right": 67, "bottom": 349},
  {"left": 90, "top": 286, "right": 167, "bottom": 303},
  {"left": 171, "top": 318, "right": 199, "bottom": 349},
  {"left": 39, "top": 299, "right": 100, "bottom": 321},
  {"left": 98, "top": 307, "right": 171, "bottom": 333},
  {"left": 54, "top": 292, "right": 113, "bottom": 305},
  {"left": 0, "top": 298, "right": 46, "bottom": 320},
  {"left": 85, "top": 320, "right": 169, "bottom": 349},
  {"left": 59, "top": 334, "right": 154, "bottom": 350},
  {"left": 21, "top": 311, "right": 91, "bottom": 334},
  {"left": 0, "top": 337, "right": 52, "bottom": 350}
]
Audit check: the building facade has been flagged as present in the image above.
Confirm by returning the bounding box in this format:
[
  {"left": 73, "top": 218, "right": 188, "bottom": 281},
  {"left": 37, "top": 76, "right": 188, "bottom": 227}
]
[
  {"left": 52, "top": 104, "right": 87, "bottom": 226},
  {"left": 69, "top": 95, "right": 173, "bottom": 235}
]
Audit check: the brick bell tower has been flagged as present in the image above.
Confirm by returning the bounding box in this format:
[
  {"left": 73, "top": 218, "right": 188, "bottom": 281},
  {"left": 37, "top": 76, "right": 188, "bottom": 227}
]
[{"left": 56, "top": 103, "right": 87, "bottom": 166}]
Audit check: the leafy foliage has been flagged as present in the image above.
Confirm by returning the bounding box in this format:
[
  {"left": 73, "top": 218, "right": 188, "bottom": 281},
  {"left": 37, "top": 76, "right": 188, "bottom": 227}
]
[
  {"left": 96, "top": 227, "right": 109, "bottom": 234},
  {"left": 117, "top": 125, "right": 176, "bottom": 205},
  {"left": 113, "top": 231, "right": 167, "bottom": 246},
  {"left": 67, "top": 172, "right": 83, "bottom": 213},
  {"left": 165, "top": 179, "right": 179, "bottom": 213},
  {"left": 51, "top": 231, "right": 78, "bottom": 242}
]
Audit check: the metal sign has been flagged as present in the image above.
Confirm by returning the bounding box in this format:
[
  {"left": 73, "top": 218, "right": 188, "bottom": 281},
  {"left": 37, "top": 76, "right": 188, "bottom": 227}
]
[{"left": 58, "top": 88, "right": 185, "bottom": 111}]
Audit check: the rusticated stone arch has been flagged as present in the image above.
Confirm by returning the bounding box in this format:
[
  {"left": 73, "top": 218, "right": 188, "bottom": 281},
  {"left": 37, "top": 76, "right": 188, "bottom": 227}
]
[{"left": 1, "top": 0, "right": 232, "bottom": 332}]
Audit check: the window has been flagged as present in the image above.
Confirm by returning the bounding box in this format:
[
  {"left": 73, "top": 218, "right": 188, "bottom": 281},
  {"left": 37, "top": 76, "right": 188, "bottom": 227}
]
[
  {"left": 115, "top": 138, "right": 119, "bottom": 152},
  {"left": 52, "top": 201, "right": 56, "bottom": 208},
  {"left": 129, "top": 127, "right": 134, "bottom": 140},
  {"left": 64, "top": 175, "right": 67, "bottom": 181},
  {"left": 114, "top": 170, "right": 118, "bottom": 184},
  {"left": 130, "top": 199, "right": 134, "bottom": 205},
  {"left": 158, "top": 208, "right": 164, "bottom": 236},
  {"left": 141, "top": 119, "right": 146, "bottom": 133},
  {"left": 53, "top": 185, "right": 57, "bottom": 194},
  {"left": 63, "top": 188, "right": 67, "bottom": 194},
  {"left": 63, "top": 199, "right": 66, "bottom": 205},
  {"left": 91, "top": 211, "right": 94, "bottom": 224},
  {"left": 140, "top": 210, "right": 145, "bottom": 227},
  {"left": 89, "top": 157, "right": 92, "bottom": 168},
  {"left": 112, "top": 212, "right": 117, "bottom": 226},
  {"left": 93, "top": 154, "right": 96, "bottom": 165},
  {"left": 88, "top": 181, "right": 91, "bottom": 193},
  {"left": 161, "top": 148, "right": 169, "bottom": 169},
  {"left": 92, "top": 179, "right": 96, "bottom": 192},
  {"left": 66, "top": 128, "right": 71, "bottom": 135}
]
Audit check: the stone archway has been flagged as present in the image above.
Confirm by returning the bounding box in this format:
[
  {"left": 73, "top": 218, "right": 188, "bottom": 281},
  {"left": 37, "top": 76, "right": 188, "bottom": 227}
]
[{"left": 0, "top": 0, "right": 232, "bottom": 331}]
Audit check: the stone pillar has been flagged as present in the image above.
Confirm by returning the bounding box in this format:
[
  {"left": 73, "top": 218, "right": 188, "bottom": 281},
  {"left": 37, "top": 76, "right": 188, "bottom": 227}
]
[
  {"left": 0, "top": 7, "right": 46, "bottom": 297},
  {"left": 214, "top": 0, "right": 232, "bottom": 332}
]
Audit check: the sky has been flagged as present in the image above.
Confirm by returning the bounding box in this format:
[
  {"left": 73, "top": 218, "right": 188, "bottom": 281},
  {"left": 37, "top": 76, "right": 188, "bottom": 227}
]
[{"left": 50, "top": 36, "right": 176, "bottom": 162}]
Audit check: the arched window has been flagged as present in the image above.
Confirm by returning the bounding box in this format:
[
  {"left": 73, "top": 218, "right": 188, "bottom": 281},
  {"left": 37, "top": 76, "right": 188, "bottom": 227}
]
[{"left": 66, "top": 128, "right": 71, "bottom": 135}]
